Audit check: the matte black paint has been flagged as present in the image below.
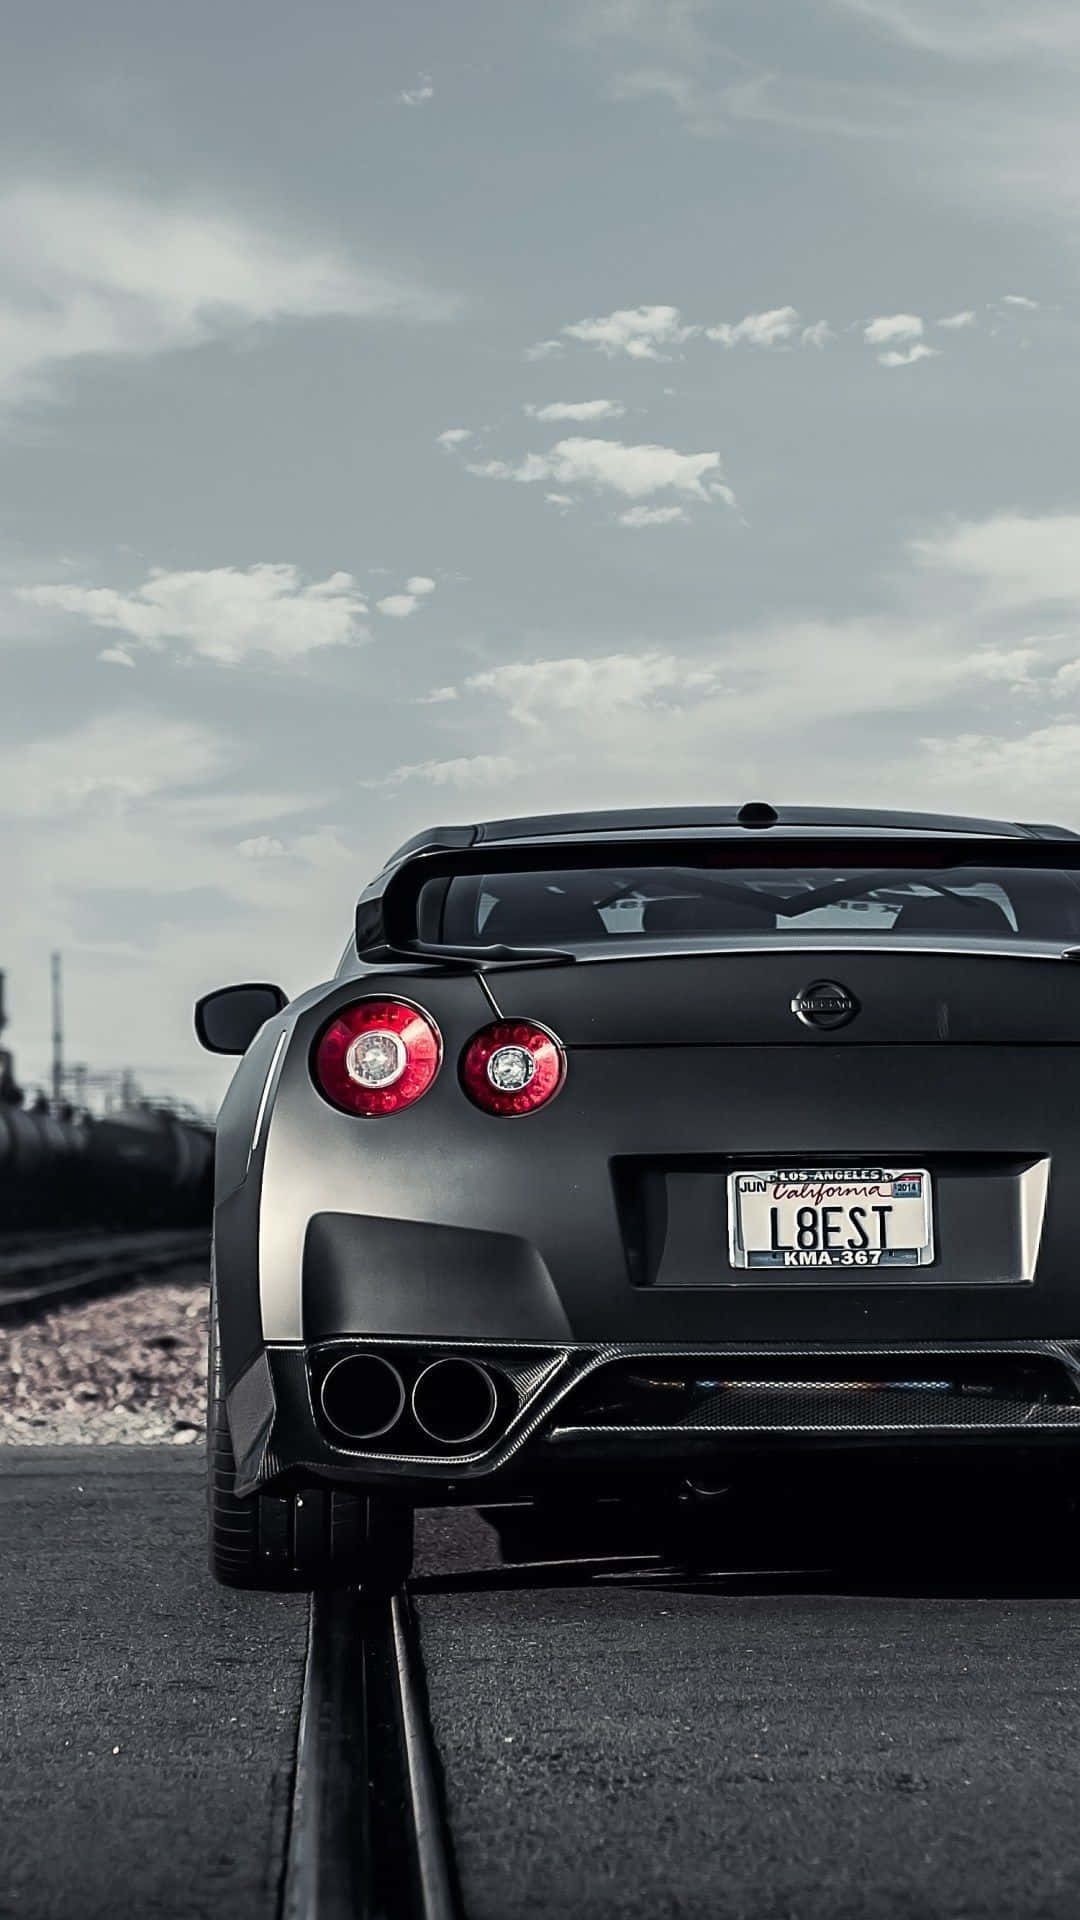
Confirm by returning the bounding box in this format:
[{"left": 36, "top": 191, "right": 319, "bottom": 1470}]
[
  {"left": 418, "top": 803, "right": 1060, "bottom": 847},
  {"left": 485, "top": 948, "right": 1080, "bottom": 1045},
  {"left": 208, "top": 809, "right": 1080, "bottom": 1503},
  {"left": 303, "top": 1213, "right": 573, "bottom": 1343}
]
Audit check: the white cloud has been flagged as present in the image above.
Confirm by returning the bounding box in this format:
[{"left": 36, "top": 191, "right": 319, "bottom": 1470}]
[
  {"left": 406, "top": 504, "right": 1080, "bottom": 825},
  {"left": 449, "top": 627, "right": 1051, "bottom": 790},
  {"left": 706, "top": 306, "right": 801, "bottom": 348},
  {"left": 383, "top": 754, "right": 518, "bottom": 788},
  {"left": 955, "top": 644, "right": 1043, "bottom": 688},
  {"left": 0, "top": 711, "right": 225, "bottom": 819},
  {"left": 464, "top": 651, "right": 726, "bottom": 724},
  {"left": 0, "top": 181, "right": 456, "bottom": 403},
  {"left": 618, "top": 505, "right": 686, "bottom": 526},
  {"left": 524, "top": 339, "right": 564, "bottom": 361},
  {"left": 578, "top": 1, "right": 1080, "bottom": 234},
  {"left": 467, "top": 435, "right": 733, "bottom": 504},
  {"left": 864, "top": 313, "right": 924, "bottom": 346},
  {"left": 237, "top": 835, "right": 288, "bottom": 859},
  {"left": 1002, "top": 293, "right": 1040, "bottom": 309},
  {"left": 922, "top": 723, "right": 1080, "bottom": 805},
  {"left": 466, "top": 455, "right": 553, "bottom": 484},
  {"left": 826, "top": 3, "right": 1080, "bottom": 61},
  {"left": 1053, "top": 658, "right": 1080, "bottom": 696},
  {"left": 98, "top": 646, "right": 135, "bottom": 669},
  {"left": 554, "top": 438, "right": 734, "bottom": 502},
  {"left": 519, "top": 301, "right": 999, "bottom": 380},
  {"left": 398, "top": 75, "right": 434, "bottom": 106},
  {"left": 878, "top": 343, "right": 939, "bottom": 367},
  {"left": 571, "top": 1, "right": 712, "bottom": 64},
  {"left": 913, "top": 513, "right": 1080, "bottom": 610},
  {"left": 524, "top": 398, "right": 626, "bottom": 421},
  {"left": 561, "top": 304, "right": 697, "bottom": 359},
  {"left": 419, "top": 685, "right": 459, "bottom": 704},
  {"left": 19, "top": 564, "right": 369, "bottom": 665},
  {"left": 437, "top": 427, "right": 473, "bottom": 446},
  {"left": 545, "top": 492, "right": 575, "bottom": 509},
  {"left": 377, "top": 582, "right": 435, "bottom": 617}
]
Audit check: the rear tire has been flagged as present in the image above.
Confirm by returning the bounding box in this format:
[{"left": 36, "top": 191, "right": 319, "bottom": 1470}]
[{"left": 206, "top": 1261, "right": 413, "bottom": 1591}]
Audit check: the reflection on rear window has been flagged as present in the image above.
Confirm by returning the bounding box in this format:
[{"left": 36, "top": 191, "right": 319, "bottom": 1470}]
[{"left": 417, "top": 865, "right": 1080, "bottom": 948}]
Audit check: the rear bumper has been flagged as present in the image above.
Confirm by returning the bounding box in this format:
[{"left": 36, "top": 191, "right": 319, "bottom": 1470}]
[{"left": 227, "top": 1335, "right": 1080, "bottom": 1499}]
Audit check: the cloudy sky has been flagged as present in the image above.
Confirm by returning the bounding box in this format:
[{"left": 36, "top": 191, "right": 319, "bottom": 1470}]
[{"left": 4, "top": 0, "right": 1080, "bottom": 1105}]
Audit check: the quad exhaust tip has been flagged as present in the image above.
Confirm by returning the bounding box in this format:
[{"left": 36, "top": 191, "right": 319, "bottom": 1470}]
[
  {"left": 320, "top": 1352, "right": 406, "bottom": 1441},
  {"left": 411, "top": 1356, "right": 498, "bottom": 1447}
]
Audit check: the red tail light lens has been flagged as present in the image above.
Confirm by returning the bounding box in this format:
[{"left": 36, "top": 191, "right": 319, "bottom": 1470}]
[
  {"left": 313, "top": 999, "right": 442, "bottom": 1116},
  {"left": 460, "top": 1020, "right": 566, "bottom": 1116}
]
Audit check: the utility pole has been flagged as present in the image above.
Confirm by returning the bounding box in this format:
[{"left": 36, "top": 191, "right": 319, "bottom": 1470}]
[
  {"left": 50, "top": 951, "right": 64, "bottom": 1105},
  {"left": 0, "top": 969, "right": 13, "bottom": 1102}
]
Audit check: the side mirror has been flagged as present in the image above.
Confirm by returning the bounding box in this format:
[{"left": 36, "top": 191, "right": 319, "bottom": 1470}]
[{"left": 194, "top": 982, "right": 288, "bottom": 1055}]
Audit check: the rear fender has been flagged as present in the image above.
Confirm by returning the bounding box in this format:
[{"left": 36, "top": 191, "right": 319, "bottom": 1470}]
[{"left": 214, "top": 968, "right": 498, "bottom": 1380}]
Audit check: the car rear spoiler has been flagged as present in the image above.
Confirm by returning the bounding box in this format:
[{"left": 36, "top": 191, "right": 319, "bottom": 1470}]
[
  {"left": 355, "top": 841, "right": 578, "bottom": 968},
  {"left": 354, "top": 832, "right": 1080, "bottom": 971}
]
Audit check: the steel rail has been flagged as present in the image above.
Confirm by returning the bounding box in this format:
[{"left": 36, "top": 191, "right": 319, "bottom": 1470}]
[
  {"left": 0, "top": 1228, "right": 210, "bottom": 1319},
  {"left": 281, "top": 1588, "right": 461, "bottom": 1920}
]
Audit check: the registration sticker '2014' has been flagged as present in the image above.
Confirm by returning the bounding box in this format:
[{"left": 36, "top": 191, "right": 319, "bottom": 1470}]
[{"left": 727, "top": 1166, "right": 934, "bottom": 1270}]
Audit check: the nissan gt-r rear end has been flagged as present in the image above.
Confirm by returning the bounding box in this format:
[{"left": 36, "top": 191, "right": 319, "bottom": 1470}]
[{"left": 197, "top": 803, "right": 1080, "bottom": 1588}]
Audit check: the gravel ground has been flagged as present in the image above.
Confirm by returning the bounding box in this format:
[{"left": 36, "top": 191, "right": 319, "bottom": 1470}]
[{"left": 0, "top": 1264, "right": 209, "bottom": 1444}]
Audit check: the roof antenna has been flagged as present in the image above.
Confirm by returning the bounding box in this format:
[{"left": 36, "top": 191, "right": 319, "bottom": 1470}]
[{"left": 736, "top": 801, "right": 778, "bottom": 829}]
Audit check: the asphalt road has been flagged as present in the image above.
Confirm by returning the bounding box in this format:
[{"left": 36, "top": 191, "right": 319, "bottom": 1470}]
[
  {"left": 5, "top": 1449, "right": 1080, "bottom": 1919},
  {"left": 419, "top": 1580, "right": 1080, "bottom": 1920},
  {"left": 418, "top": 1477, "right": 1080, "bottom": 1920},
  {"left": 0, "top": 1448, "right": 307, "bottom": 1920}
]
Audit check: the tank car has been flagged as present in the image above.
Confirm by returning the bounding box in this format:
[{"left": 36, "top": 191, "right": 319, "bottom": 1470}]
[
  {"left": 0, "top": 1100, "right": 212, "bottom": 1231},
  {"left": 81, "top": 1106, "right": 214, "bottom": 1228},
  {"left": 0, "top": 1102, "right": 91, "bottom": 1230}
]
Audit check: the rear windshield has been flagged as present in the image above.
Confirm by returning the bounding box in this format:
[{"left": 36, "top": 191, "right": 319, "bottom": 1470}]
[{"left": 416, "top": 863, "right": 1080, "bottom": 948}]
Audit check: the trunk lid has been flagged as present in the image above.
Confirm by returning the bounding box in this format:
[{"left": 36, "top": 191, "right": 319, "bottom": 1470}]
[{"left": 485, "top": 944, "right": 1080, "bottom": 1046}]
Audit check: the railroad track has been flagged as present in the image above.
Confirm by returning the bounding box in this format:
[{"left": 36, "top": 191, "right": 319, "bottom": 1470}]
[
  {"left": 281, "top": 1589, "right": 461, "bottom": 1920},
  {"left": 277, "top": 1550, "right": 836, "bottom": 1920},
  {"left": 278, "top": 1544, "right": 697, "bottom": 1920},
  {"left": 0, "top": 1227, "right": 210, "bottom": 1319}
]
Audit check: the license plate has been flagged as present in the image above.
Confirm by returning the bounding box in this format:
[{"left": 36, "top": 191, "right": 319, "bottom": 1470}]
[{"left": 728, "top": 1166, "right": 934, "bottom": 1270}]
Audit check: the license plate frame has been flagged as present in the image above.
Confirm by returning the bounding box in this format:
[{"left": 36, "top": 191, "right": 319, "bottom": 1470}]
[{"left": 728, "top": 1165, "right": 935, "bottom": 1272}]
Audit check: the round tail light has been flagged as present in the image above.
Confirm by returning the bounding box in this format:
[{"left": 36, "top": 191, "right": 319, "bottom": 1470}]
[
  {"left": 460, "top": 1020, "right": 566, "bottom": 1116},
  {"left": 313, "top": 999, "right": 442, "bottom": 1116}
]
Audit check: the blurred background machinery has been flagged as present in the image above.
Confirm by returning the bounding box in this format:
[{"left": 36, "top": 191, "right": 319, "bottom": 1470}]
[{"left": 0, "top": 965, "right": 213, "bottom": 1232}]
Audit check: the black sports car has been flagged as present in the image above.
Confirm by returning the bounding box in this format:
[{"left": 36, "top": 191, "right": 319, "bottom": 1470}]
[{"left": 196, "top": 803, "right": 1080, "bottom": 1588}]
